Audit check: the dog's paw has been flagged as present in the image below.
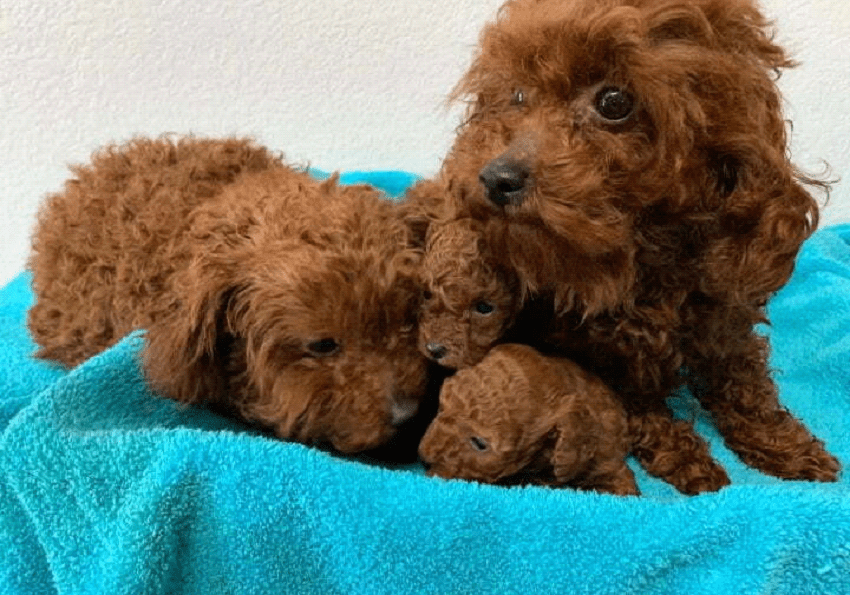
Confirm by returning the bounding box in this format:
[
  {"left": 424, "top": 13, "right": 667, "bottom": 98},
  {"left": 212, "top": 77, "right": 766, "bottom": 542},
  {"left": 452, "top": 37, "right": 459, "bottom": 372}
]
[
  {"left": 672, "top": 461, "right": 731, "bottom": 496},
  {"left": 737, "top": 439, "right": 841, "bottom": 483}
]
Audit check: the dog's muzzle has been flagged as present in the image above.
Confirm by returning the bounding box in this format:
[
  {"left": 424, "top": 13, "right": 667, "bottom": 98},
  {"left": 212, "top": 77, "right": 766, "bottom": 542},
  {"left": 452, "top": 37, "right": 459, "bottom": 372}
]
[
  {"left": 479, "top": 156, "right": 530, "bottom": 207},
  {"left": 391, "top": 396, "right": 420, "bottom": 426}
]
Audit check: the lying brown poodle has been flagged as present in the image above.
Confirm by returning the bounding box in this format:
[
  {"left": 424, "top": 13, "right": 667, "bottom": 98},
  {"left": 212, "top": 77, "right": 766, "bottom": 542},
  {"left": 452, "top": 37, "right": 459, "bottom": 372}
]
[
  {"left": 418, "top": 217, "right": 520, "bottom": 369},
  {"left": 28, "top": 137, "right": 430, "bottom": 453},
  {"left": 435, "top": 0, "right": 840, "bottom": 485},
  {"left": 419, "top": 343, "right": 639, "bottom": 496}
]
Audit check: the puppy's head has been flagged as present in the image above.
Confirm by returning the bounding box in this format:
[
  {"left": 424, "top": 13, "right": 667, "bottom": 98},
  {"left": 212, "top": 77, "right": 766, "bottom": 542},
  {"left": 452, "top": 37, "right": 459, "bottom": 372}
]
[
  {"left": 143, "top": 195, "right": 429, "bottom": 454},
  {"left": 418, "top": 218, "right": 519, "bottom": 369},
  {"left": 418, "top": 345, "right": 554, "bottom": 482},
  {"left": 445, "top": 0, "right": 821, "bottom": 311}
]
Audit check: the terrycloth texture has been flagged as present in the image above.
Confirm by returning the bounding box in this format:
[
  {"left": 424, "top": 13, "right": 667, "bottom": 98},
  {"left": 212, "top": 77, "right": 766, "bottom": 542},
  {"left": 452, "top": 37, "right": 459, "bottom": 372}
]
[{"left": 1, "top": 172, "right": 848, "bottom": 595}]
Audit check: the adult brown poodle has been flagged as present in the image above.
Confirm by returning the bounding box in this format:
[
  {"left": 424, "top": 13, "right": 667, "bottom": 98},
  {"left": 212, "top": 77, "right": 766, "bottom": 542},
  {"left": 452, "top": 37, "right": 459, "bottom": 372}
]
[
  {"left": 431, "top": 0, "right": 840, "bottom": 487},
  {"left": 28, "top": 137, "right": 430, "bottom": 453},
  {"left": 419, "top": 343, "right": 639, "bottom": 496}
]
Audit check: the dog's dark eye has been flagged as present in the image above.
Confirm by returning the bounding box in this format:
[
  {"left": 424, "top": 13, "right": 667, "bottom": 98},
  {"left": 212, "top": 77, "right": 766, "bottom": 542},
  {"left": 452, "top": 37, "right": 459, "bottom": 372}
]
[
  {"left": 594, "top": 87, "right": 634, "bottom": 121},
  {"left": 510, "top": 89, "right": 525, "bottom": 106},
  {"left": 307, "top": 338, "right": 340, "bottom": 356},
  {"left": 473, "top": 301, "right": 495, "bottom": 315},
  {"left": 422, "top": 289, "right": 433, "bottom": 301},
  {"left": 469, "top": 436, "right": 490, "bottom": 452}
]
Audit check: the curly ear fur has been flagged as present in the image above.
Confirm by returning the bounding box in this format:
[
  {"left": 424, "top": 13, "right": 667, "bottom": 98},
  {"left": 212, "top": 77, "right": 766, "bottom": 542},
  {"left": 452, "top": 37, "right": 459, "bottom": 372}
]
[
  {"left": 399, "top": 177, "right": 456, "bottom": 249},
  {"left": 551, "top": 408, "right": 598, "bottom": 483},
  {"left": 701, "top": 156, "right": 821, "bottom": 302},
  {"left": 646, "top": 0, "right": 824, "bottom": 302},
  {"left": 141, "top": 250, "right": 244, "bottom": 406}
]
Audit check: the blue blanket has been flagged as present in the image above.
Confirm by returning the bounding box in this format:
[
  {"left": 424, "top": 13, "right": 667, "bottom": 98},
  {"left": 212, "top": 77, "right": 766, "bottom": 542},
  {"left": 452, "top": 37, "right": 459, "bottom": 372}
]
[{"left": 1, "top": 172, "right": 848, "bottom": 595}]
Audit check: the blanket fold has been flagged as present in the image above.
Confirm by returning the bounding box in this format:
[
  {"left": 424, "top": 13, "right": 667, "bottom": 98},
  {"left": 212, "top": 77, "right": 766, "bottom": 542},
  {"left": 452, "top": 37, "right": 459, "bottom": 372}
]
[{"left": 1, "top": 173, "right": 848, "bottom": 595}]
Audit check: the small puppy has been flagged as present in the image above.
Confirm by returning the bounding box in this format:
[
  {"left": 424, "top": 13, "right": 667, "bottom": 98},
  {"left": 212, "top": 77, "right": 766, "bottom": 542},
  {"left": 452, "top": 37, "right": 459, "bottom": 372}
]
[
  {"left": 419, "top": 343, "right": 639, "bottom": 496},
  {"left": 28, "top": 137, "right": 430, "bottom": 453},
  {"left": 418, "top": 217, "right": 520, "bottom": 369}
]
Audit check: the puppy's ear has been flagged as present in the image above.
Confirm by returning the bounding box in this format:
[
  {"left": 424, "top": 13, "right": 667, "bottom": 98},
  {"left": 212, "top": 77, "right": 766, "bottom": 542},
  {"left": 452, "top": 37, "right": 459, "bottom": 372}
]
[
  {"left": 142, "top": 252, "right": 243, "bottom": 406},
  {"left": 550, "top": 406, "right": 598, "bottom": 484},
  {"left": 399, "top": 178, "right": 454, "bottom": 248}
]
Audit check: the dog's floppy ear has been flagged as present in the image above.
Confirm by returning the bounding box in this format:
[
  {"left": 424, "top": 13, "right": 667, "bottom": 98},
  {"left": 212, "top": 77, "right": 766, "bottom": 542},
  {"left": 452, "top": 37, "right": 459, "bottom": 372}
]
[
  {"left": 142, "top": 251, "right": 244, "bottom": 406},
  {"left": 551, "top": 408, "right": 597, "bottom": 484},
  {"left": 647, "top": 0, "right": 792, "bottom": 71},
  {"left": 399, "top": 177, "right": 454, "bottom": 249},
  {"left": 654, "top": 0, "right": 826, "bottom": 303},
  {"left": 700, "top": 146, "right": 822, "bottom": 303}
]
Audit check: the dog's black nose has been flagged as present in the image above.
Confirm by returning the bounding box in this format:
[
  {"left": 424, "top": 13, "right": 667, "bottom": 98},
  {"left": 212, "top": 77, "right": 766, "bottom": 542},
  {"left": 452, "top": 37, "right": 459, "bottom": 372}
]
[
  {"left": 425, "top": 343, "right": 448, "bottom": 360},
  {"left": 479, "top": 157, "right": 530, "bottom": 206}
]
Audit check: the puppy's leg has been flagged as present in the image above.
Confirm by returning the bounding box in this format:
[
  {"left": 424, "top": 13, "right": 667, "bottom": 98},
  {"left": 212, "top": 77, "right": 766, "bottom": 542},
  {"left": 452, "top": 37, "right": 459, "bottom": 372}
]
[
  {"left": 29, "top": 307, "right": 118, "bottom": 367},
  {"left": 690, "top": 331, "right": 840, "bottom": 482},
  {"left": 586, "top": 460, "right": 640, "bottom": 497},
  {"left": 630, "top": 407, "right": 731, "bottom": 495},
  {"left": 27, "top": 275, "right": 122, "bottom": 368}
]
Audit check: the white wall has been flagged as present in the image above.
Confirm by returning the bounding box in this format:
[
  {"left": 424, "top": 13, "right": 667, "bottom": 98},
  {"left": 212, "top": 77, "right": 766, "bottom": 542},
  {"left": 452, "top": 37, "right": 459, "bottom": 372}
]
[{"left": 1, "top": 0, "right": 848, "bottom": 287}]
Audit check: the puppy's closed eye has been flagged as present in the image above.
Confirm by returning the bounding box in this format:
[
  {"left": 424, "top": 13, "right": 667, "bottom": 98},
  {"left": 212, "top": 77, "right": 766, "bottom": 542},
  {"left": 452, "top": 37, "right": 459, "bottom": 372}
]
[{"left": 469, "top": 435, "right": 490, "bottom": 452}]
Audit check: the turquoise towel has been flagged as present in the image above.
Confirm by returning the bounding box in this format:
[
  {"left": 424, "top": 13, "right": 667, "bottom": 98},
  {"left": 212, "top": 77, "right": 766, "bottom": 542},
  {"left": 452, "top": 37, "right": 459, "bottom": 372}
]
[{"left": 1, "top": 172, "right": 848, "bottom": 595}]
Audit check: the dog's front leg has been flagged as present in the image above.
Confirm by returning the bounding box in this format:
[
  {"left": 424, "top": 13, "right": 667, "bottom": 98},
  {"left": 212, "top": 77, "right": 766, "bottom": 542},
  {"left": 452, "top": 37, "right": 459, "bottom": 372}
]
[
  {"left": 629, "top": 406, "right": 731, "bottom": 495},
  {"left": 688, "top": 331, "right": 841, "bottom": 482}
]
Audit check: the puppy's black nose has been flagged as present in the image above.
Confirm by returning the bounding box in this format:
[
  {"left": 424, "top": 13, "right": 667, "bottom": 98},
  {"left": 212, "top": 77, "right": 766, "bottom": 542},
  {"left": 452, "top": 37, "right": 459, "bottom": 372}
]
[
  {"left": 479, "top": 157, "right": 530, "bottom": 206},
  {"left": 425, "top": 342, "right": 448, "bottom": 360}
]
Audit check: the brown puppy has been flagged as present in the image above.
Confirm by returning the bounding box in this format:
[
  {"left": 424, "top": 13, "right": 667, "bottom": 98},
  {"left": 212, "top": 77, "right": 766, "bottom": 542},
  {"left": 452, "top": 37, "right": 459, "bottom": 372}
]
[
  {"left": 28, "top": 137, "right": 429, "bottom": 453},
  {"left": 419, "top": 343, "right": 639, "bottom": 496},
  {"left": 418, "top": 217, "right": 520, "bottom": 369},
  {"left": 437, "top": 0, "right": 839, "bottom": 484}
]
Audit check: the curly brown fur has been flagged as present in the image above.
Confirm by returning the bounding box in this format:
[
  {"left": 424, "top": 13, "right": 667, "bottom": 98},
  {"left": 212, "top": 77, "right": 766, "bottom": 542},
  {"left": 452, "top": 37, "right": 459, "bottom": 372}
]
[
  {"left": 28, "top": 136, "right": 430, "bottom": 453},
  {"left": 437, "top": 0, "right": 839, "bottom": 484},
  {"left": 419, "top": 343, "right": 639, "bottom": 496},
  {"left": 418, "top": 217, "right": 521, "bottom": 369}
]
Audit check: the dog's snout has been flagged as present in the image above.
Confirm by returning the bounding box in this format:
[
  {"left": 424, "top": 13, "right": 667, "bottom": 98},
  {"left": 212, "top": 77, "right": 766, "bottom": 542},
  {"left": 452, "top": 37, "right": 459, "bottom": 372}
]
[
  {"left": 479, "top": 157, "right": 530, "bottom": 206},
  {"left": 391, "top": 397, "right": 419, "bottom": 426},
  {"left": 425, "top": 342, "right": 448, "bottom": 360}
]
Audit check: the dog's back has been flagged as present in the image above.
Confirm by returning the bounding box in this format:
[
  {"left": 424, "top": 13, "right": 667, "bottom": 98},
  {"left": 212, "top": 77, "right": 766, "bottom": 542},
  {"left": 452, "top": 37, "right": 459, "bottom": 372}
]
[{"left": 27, "top": 137, "right": 283, "bottom": 366}]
